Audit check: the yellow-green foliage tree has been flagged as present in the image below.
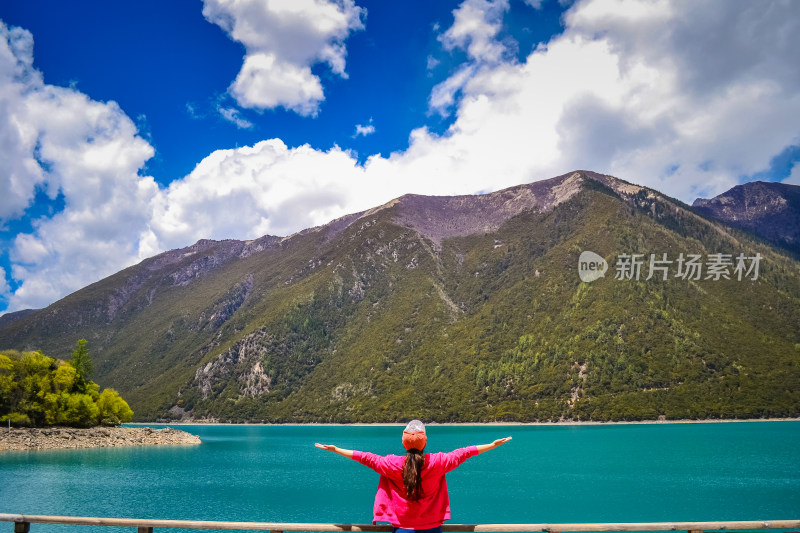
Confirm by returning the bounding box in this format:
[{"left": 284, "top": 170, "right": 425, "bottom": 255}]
[
  {"left": 96, "top": 389, "right": 134, "bottom": 426},
  {"left": 0, "top": 341, "right": 133, "bottom": 427}
]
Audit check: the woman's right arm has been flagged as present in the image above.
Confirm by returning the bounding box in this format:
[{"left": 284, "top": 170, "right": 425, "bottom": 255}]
[
  {"left": 475, "top": 436, "right": 512, "bottom": 454},
  {"left": 315, "top": 443, "right": 354, "bottom": 459}
]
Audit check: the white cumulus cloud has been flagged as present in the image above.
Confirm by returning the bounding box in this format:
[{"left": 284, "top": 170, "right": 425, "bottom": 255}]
[
  {"left": 0, "top": 267, "right": 9, "bottom": 301},
  {"left": 217, "top": 105, "right": 254, "bottom": 129},
  {"left": 430, "top": 0, "right": 511, "bottom": 116},
  {"left": 354, "top": 120, "right": 375, "bottom": 137},
  {"left": 440, "top": 0, "right": 510, "bottom": 63},
  {"left": 144, "top": 139, "right": 365, "bottom": 253},
  {"left": 550, "top": 0, "right": 800, "bottom": 200},
  {"left": 202, "top": 0, "right": 365, "bottom": 116},
  {"left": 0, "top": 23, "right": 47, "bottom": 221},
  {"left": 0, "top": 21, "right": 159, "bottom": 311},
  {"left": 783, "top": 162, "right": 800, "bottom": 186},
  {"left": 3, "top": 0, "right": 800, "bottom": 313}
]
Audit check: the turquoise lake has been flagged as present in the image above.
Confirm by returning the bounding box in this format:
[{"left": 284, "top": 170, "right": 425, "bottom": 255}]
[{"left": 1, "top": 422, "right": 799, "bottom": 533}]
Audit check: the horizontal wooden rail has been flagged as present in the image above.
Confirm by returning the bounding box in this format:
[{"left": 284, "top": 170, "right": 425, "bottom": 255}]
[{"left": 1, "top": 515, "right": 799, "bottom": 533}]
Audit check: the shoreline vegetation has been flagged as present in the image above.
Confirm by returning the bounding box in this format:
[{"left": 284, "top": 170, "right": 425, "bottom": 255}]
[
  {"left": 138, "top": 417, "right": 800, "bottom": 426},
  {"left": 0, "top": 426, "right": 201, "bottom": 452},
  {"left": 1, "top": 343, "right": 134, "bottom": 428}
]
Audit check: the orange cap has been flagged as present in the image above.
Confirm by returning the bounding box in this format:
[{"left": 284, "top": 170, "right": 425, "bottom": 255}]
[{"left": 402, "top": 419, "right": 427, "bottom": 451}]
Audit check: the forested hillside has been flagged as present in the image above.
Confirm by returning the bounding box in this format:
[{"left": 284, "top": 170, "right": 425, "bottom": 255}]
[{"left": 1, "top": 172, "right": 798, "bottom": 422}]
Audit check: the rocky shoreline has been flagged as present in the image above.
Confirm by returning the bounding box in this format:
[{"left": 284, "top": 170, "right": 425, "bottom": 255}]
[{"left": 0, "top": 426, "right": 201, "bottom": 451}]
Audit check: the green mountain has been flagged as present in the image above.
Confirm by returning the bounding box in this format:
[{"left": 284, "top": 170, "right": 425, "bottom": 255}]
[{"left": 1, "top": 171, "right": 798, "bottom": 422}]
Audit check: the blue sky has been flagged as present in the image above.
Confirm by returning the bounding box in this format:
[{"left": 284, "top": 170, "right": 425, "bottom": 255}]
[{"left": 0, "top": 0, "right": 799, "bottom": 314}]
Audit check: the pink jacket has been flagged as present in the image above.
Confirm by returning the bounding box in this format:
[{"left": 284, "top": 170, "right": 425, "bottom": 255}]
[{"left": 352, "top": 446, "right": 479, "bottom": 529}]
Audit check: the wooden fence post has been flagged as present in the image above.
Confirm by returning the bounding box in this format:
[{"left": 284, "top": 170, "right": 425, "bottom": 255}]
[
  {"left": 137, "top": 527, "right": 153, "bottom": 533},
  {"left": 14, "top": 523, "right": 30, "bottom": 533}
]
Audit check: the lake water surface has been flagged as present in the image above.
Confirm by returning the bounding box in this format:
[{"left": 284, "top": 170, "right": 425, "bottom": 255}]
[{"left": 1, "top": 422, "right": 798, "bottom": 532}]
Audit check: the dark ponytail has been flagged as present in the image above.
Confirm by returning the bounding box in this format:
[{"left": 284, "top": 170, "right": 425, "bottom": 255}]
[{"left": 402, "top": 448, "right": 425, "bottom": 501}]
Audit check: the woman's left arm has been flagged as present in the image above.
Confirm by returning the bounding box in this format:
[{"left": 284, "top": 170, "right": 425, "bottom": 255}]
[
  {"left": 315, "top": 443, "right": 354, "bottom": 459},
  {"left": 438, "top": 437, "right": 513, "bottom": 472},
  {"left": 475, "top": 436, "right": 512, "bottom": 454}
]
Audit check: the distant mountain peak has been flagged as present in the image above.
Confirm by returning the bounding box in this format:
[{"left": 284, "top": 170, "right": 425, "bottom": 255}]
[
  {"left": 0, "top": 309, "right": 38, "bottom": 331},
  {"left": 693, "top": 181, "right": 798, "bottom": 216},
  {"left": 693, "top": 180, "right": 800, "bottom": 254}
]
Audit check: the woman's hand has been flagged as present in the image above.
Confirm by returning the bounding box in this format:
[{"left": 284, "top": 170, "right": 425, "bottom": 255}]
[
  {"left": 493, "top": 436, "right": 512, "bottom": 447},
  {"left": 315, "top": 443, "right": 354, "bottom": 458}
]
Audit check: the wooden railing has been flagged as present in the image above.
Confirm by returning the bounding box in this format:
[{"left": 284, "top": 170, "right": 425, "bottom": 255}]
[{"left": 0, "top": 515, "right": 798, "bottom": 533}]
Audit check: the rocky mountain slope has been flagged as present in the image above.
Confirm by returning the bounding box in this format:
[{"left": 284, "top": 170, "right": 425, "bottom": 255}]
[
  {"left": 0, "top": 309, "right": 37, "bottom": 330},
  {"left": 1, "top": 171, "right": 798, "bottom": 422},
  {"left": 693, "top": 181, "right": 800, "bottom": 256}
]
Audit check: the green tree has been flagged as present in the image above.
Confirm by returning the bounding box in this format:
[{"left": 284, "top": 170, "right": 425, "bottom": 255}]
[
  {"left": 69, "top": 339, "right": 94, "bottom": 393},
  {"left": 0, "top": 347, "right": 135, "bottom": 427},
  {"left": 0, "top": 412, "right": 31, "bottom": 426},
  {"left": 17, "top": 351, "right": 56, "bottom": 426},
  {"left": 0, "top": 354, "right": 15, "bottom": 414},
  {"left": 52, "top": 364, "right": 77, "bottom": 392},
  {"left": 96, "top": 388, "right": 134, "bottom": 426},
  {"left": 64, "top": 393, "right": 99, "bottom": 427}
]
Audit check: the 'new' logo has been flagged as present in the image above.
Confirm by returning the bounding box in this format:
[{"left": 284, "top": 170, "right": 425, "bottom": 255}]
[{"left": 578, "top": 251, "right": 607, "bottom": 282}]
